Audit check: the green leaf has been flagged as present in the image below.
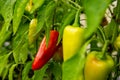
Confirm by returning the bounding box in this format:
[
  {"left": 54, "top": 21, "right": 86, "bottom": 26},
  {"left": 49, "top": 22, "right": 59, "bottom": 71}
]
[
  {"left": 63, "top": 53, "right": 85, "bottom": 80},
  {"left": 35, "top": 6, "right": 46, "bottom": 35},
  {"left": 20, "top": 43, "right": 28, "bottom": 63},
  {"left": 8, "top": 64, "right": 18, "bottom": 80},
  {"left": 34, "top": 1, "right": 55, "bottom": 38},
  {"left": 0, "top": 52, "right": 12, "bottom": 75},
  {"left": 104, "top": 19, "right": 118, "bottom": 43},
  {"left": 114, "top": 0, "right": 120, "bottom": 24},
  {"left": 30, "top": 0, "right": 45, "bottom": 13},
  {"left": 33, "top": 64, "right": 48, "bottom": 80},
  {"left": 13, "top": 33, "right": 27, "bottom": 63},
  {"left": 58, "top": 9, "right": 76, "bottom": 44},
  {"left": 0, "top": 27, "right": 12, "bottom": 47},
  {"left": 2, "top": 63, "right": 13, "bottom": 80},
  {"left": 13, "top": 0, "right": 29, "bottom": 35},
  {"left": 22, "top": 61, "right": 32, "bottom": 80},
  {"left": 45, "top": 27, "right": 50, "bottom": 46},
  {"left": 0, "top": 0, "right": 6, "bottom": 12},
  {"left": 62, "top": 39, "right": 92, "bottom": 80},
  {"left": 50, "top": 62, "right": 62, "bottom": 80},
  {"left": 0, "top": 0, "right": 16, "bottom": 47},
  {"left": 12, "top": 23, "right": 29, "bottom": 63},
  {"left": 84, "top": 0, "right": 111, "bottom": 39},
  {"left": 44, "top": 1, "right": 56, "bottom": 45},
  {"left": 0, "top": 0, "right": 16, "bottom": 27},
  {"left": 0, "top": 47, "right": 9, "bottom": 56}
]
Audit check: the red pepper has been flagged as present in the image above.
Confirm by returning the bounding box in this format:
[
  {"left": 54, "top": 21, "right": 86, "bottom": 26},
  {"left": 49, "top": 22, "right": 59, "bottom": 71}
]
[{"left": 32, "top": 30, "right": 59, "bottom": 70}]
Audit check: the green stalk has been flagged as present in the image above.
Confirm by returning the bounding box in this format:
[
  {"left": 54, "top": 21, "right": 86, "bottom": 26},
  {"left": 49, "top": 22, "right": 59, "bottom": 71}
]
[
  {"left": 100, "top": 40, "right": 109, "bottom": 59},
  {"left": 68, "top": 0, "right": 81, "bottom": 9},
  {"left": 98, "top": 26, "right": 106, "bottom": 42},
  {"left": 72, "top": 9, "right": 81, "bottom": 27},
  {"left": 97, "top": 26, "right": 109, "bottom": 59}
]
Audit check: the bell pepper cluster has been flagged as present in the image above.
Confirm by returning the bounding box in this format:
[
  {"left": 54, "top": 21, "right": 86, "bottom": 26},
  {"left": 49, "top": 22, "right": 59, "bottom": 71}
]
[{"left": 31, "top": 9, "right": 115, "bottom": 80}]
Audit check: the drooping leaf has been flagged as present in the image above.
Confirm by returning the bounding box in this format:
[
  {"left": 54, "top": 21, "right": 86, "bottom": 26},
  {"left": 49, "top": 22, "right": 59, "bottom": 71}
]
[
  {"left": 0, "top": 52, "right": 12, "bottom": 75},
  {"left": 30, "top": 0, "right": 45, "bottom": 14},
  {"left": 35, "top": 6, "right": 46, "bottom": 35},
  {"left": 20, "top": 43, "right": 28, "bottom": 63},
  {"left": 2, "top": 63, "right": 13, "bottom": 80},
  {"left": 33, "top": 1, "right": 54, "bottom": 39},
  {"left": 0, "top": 28, "right": 11, "bottom": 47},
  {"left": 0, "top": 0, "right": 16, "bottom": 27},
  {"left": 8, "top": 64, "right": 18, "bottom": 80},
  {"left": 84, "top": 0, "right": 111, "bottom": 39},
  {"left": 62, "top": 39, "right": 92, "bottom": 80},
  {"left": 50, "top": 62, "right": 62, "bottom": 80},
  {"left": 44, "top": 0, "right": 56, "bottom": 45},
  {"left": 22, "top": 61, "right": 32, "bottom": 80},
  {"left": 13, "top": 0, "right": 29, "bottom": 34},
  {"left": 114, "top": 0, "right": 120, "bottom": 24},
  {"left": 33, "top": 64, "right": 48, "bottom": 80},
  {"left": 0, "top": 0, "right": 6, "bottom": 12},
  {"left": 0, "top": 47, "right": 9, "bottom": 56},
  {"left": 0, "top": 0, "right": 16, "bottom": 47},
  {"left": 63, "top": 52, "right": 85, "bottom": 80},
  {"left": 13, "top": 32, "right": 27, "bottom": 63},
  {"left": 104, "top": 19, "right": 118, "bottom": 43},
  {"left": 104, "top": 20, "right": 116, "bottom": 39},
  {"left": 12, "top": 23, "right": 29, "bottom": 63},
  {"left": 58, "top": 9, "right": 76, "bottom": 44}
]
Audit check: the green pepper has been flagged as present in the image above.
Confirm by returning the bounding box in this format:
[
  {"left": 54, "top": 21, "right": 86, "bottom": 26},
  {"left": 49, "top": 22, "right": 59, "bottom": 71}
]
[
  {"left": 28, "top": 18, "right": 37, "bottom": 44},
  {"left": 84, "top": 51, "right": 114, "bottom": 80},
  {"left": 63, "top": 25, "right": 84, "bottom": 61},
  {"left": 114, "top": 34, "right": 120, "bottom": 50}
]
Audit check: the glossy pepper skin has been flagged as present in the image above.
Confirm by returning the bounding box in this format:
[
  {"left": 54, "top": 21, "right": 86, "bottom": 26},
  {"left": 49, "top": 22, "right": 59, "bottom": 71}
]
[
  {"left": 84, "top": 51, "right": 114, "bottom": 80},
  {"left": 28, "top": 18, "right": 37, "bottom": 44},
  {"left": 32, "top": 30, "right": 59, "bottom": 70},
  {"left": 63, "top": 25, "right": 84, "bottom": 61}
]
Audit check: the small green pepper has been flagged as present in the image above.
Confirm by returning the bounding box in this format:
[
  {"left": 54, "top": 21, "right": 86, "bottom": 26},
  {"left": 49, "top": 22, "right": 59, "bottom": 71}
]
[
  {"left": 114, "top": 34, "right": 120, "bottom": 50},
  {"left": 28, "top": 18, "right": 37, "bottom": 44}
]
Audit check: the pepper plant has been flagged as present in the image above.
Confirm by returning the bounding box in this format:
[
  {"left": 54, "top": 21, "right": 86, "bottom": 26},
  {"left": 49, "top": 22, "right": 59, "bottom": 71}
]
[{"left": 0, "top": 0, "right": 120, "bottom": 80}]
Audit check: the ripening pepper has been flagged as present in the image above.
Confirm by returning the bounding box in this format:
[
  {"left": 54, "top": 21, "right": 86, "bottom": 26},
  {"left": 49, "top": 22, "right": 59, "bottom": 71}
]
[
  {"left": 63, "top": 25, "right": 84, "bottom": 61},
  {"left": 28, "top": 18, "right": 37, "bottom": 44},
  {"left": 25, "top": 0, "right": 33, "bottom": 12},
  {"left": 84, "top": 51, "right": 114, "bottom": 80},
  {"left": 32, "top": 30, "right": 59, "bottom": 70},
  {"left": 114, "top": 34, "right": 120, "bottom": 50}
]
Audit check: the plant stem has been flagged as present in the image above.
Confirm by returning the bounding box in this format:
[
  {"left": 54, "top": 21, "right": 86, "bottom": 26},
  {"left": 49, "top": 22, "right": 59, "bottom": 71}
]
[
  {"left": 61, "top": 0, "right": 78, "bottom": 10},
  {"left": 98, "top": 26, "right": 106, "bottom": 42},
  {"left": 101, "top": 40, "right": 109, "bottom": 59},
  {"left": 23, "top": 15, "right": 31, "bottom": 21},
  {"left": 72, "top": 9, "right": 81, "bottom": 27},
  {"left": 68, "top": 0, "right": 81, "bottom": 9}
]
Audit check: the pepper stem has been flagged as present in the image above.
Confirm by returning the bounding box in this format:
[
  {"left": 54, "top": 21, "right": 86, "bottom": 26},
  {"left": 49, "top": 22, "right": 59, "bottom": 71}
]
[
  {"left": 100, "top": 40, "right": 109, "bottom": 59},
  {"left": 72, "top": 9, "right": 81, "bottom": 27}
]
